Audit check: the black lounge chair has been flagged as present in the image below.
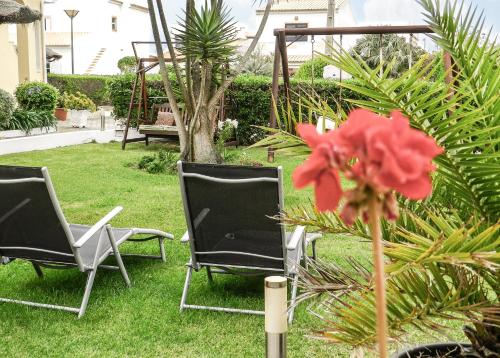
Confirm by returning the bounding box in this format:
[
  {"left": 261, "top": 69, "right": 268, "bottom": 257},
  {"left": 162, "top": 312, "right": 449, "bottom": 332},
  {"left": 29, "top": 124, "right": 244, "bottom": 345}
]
[
  {"left": 177, "top": 161, "right": 321, "bottom": 323},
  {"left": 0, "top": 165, "right": 173, "bottom": 318}
]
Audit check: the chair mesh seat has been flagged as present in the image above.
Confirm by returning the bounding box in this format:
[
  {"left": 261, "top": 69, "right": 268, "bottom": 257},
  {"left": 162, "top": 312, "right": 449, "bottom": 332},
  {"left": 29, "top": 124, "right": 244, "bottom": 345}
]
[{"left": 69, "top": 224, "right": 132, "bottom": 268}]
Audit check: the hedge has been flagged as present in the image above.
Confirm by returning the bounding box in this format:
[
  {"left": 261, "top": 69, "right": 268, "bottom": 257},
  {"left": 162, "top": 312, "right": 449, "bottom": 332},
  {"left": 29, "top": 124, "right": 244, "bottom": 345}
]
[
  {"left": 107, "top": 74, "right": 367, "bottom": 144},
  {"left": 107, "top": 73, "right": 180, "bottom": 121},
  {"left": 48, "top": 74, "right": 112, "bottom": 106},
  {"left": 47, "top": 73, "right": 370, "bottom": 144}
]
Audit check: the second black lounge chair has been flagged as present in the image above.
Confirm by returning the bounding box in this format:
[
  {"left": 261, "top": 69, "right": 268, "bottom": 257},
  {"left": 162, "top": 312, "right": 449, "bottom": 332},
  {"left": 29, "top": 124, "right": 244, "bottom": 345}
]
[{"left": 177, "top": 161, "right": 321, "bottom": 323}]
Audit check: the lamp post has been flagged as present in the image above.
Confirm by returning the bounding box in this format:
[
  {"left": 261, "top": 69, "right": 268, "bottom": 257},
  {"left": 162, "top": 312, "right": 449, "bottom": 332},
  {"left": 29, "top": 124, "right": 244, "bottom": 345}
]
[{"left": 64, "top": 9, "right": 79, "bottom": 74}]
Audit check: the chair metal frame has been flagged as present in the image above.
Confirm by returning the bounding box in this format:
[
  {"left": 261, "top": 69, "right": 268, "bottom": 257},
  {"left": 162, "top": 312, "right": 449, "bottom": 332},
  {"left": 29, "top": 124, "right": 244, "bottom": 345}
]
[
  {"left": 0, "top": 167, "right": 173, "bottom": 318},
  {"left": 177, "top": 161, "right": 306, "bottom": 323}
]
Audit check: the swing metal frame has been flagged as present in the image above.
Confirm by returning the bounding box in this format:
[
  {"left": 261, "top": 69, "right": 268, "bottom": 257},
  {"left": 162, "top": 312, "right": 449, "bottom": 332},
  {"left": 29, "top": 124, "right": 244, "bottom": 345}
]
[{"left": 267, "top": 25, "right": 445, "bottom": 161}]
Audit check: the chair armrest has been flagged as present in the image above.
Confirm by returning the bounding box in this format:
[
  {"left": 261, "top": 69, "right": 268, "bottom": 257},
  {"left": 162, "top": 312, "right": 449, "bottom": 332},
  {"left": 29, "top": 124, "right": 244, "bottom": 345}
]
[
  {"left": 287, "top": 225, "right": 306, "bottom": 251},
  {"left": 131, "top": 228, "right": 174, "bottom": 240},
  {"left": 181, "top": 231, "right": 190, "bottom": 243},
  {"left": 306, "top": 232, "right": 322, "bottom": 244},
  {"left": 73, "top": 206, "right": 123, "bottom": 248}
]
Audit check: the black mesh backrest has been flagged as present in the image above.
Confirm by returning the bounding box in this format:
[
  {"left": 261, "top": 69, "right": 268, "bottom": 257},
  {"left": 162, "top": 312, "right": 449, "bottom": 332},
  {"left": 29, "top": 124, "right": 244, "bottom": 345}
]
[
  {"left": 0, "top": 165, "right": 75, "bottom": 263},
  {"left": 180, "top": 162, "right": 285, "bottom": 270}
]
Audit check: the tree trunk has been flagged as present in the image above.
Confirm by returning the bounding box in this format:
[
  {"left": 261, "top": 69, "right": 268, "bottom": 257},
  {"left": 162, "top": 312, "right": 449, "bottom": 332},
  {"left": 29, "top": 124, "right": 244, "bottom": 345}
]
[{"left": 192, "top": 108, "right": 220, "bottom": 163}]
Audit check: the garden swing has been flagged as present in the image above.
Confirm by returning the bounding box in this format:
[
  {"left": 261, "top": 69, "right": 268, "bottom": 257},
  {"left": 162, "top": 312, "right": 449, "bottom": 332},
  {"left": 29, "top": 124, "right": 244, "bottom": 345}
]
[
  {"left": 121, "top": 41, "right": 186, "bottom": 150},
  {"left": 121, "top": 42, "right": 228, "bottom": 150}
]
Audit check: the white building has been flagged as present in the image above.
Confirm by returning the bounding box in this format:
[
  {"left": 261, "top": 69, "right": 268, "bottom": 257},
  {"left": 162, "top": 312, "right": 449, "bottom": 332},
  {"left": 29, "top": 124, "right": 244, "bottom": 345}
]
[
  {"left": 256, "top": 0, "right": 356, "bottom": 69},
  {"left": 44, "top": 0, "right": 153, "bottom": 75}
]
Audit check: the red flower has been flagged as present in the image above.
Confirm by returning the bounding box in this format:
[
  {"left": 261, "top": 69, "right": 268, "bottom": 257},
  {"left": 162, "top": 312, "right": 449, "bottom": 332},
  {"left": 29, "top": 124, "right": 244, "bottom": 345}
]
[
  {"left": 292, "top": 124, "right": 348, "bottom": 212},
  {"left": 293, "top": 110, "right": 443, "bottom": 224},
  {"left": 338, "top": 109, "right": 443, "bottom": 199}
]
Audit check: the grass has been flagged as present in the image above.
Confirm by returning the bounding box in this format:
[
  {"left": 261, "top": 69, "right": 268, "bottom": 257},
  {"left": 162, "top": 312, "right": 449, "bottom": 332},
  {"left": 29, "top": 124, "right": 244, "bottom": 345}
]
[{"left": 0, "top": 143, "right": 464, "bottom": 357}]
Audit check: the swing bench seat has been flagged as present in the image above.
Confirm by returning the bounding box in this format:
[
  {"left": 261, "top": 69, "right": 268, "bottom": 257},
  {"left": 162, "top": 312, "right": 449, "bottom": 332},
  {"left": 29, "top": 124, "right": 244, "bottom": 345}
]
[
  {"left": 139, "top": 124, "right": 181, "bottom": 137},
  {"left": 137, "top": 103, "right": 188, "bottom": 144}
]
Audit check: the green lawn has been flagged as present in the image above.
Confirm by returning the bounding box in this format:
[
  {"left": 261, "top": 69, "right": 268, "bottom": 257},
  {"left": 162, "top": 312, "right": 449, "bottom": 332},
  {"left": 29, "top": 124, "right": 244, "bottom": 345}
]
[{"left": 0, "top": 143, "right": 461, "bottom": 357}]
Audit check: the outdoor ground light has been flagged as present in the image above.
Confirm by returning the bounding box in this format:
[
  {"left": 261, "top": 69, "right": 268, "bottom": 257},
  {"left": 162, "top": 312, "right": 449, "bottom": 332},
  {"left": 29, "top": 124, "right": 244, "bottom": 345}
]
[{"left": 265, "top": 276, "right": 288, "bottom": 358}]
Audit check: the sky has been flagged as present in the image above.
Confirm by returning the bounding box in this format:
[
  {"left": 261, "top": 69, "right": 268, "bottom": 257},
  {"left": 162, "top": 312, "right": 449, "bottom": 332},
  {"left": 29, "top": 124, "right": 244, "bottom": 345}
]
[{"left": 164, "top": 0, "right": 500, "bottom": 36}]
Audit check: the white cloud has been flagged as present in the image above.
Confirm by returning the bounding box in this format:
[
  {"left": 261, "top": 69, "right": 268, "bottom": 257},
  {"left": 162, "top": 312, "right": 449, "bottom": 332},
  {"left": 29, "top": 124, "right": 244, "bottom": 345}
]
[{"left": 362, "top": 0, "right": 425, "bottom": 26}]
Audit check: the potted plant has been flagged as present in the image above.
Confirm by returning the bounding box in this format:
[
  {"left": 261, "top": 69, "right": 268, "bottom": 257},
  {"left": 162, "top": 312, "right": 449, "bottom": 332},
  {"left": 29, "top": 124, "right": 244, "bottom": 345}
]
[
  {"left": 253, "top": 0, "right": 499, "bottom": 356},
  {"left": 61, "top": 92, "right": 96, "bottom": 128},
  {"left": 54, "top": 96, "right": 67, "bottom": 121}
]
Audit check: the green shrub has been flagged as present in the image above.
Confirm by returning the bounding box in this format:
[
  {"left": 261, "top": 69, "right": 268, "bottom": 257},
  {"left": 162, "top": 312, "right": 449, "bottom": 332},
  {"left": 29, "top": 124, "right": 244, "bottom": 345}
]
[
  {"left": 117, "top": 56, "right": 137, "bottom": 74},
  {"left": 15, "top": 81, "right": 59, "bottom": 111},
  {"left": 226, "top": 75, "right": 271, "bottom": 144},
  {"left": 109, "top": 73, "right": 369, "bottom": 144},
  {"left": 227, "top": 75, "right": 368, "bottom": 144},
  {"left": 294, "top": 57, "right": 330, "bottom": 80},
  {"left": 137, "top": 149, "right": 178, "bottom": 174},
  {"left": 5, "top": 109, "right": 56, "bottom": 131},
  {"left": 0, "top": 89, "right": 15, "bottom": 129},
  {"left": 48, "top": 74, "right": 111, "bottom": 106},
  {"left": 61, "top": 92, "right": 96, "bottom": 111},
  {"left": 108, "top": 73, "right": 179, "bottom": 119}
]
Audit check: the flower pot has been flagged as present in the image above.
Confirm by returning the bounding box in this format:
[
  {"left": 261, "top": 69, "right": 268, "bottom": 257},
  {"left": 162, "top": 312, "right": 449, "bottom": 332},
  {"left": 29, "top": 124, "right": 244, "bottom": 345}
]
[
  {"left": 392, "top": 343, "right": 473, "bottom": 358},
  {"left": 69, "top": 109, "right": 90, "bottom": 128},
  {"left": 54, "top": 108, "right": 67, "bottom": 121}
]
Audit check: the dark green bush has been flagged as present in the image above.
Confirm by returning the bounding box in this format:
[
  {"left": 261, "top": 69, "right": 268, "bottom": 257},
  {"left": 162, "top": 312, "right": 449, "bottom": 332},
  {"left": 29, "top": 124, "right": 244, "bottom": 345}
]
[
  {"left": 3, "top": 109, "right": 57, "bottom": 131},
  {"left": 15, "top": 81, "right": 59, "bottom": 111},
  {"left": 108, "top": 73, "right": 179, "bottom": 120},
  {"left": 48, "top": 74, "right": 111, "bottom": 106},
  {"left": 227, "top": 75, "right": 369, "bottom": 144},
  {"left": 226, "top": 75, "right": 272, "bottom": 144},
  {"left": 0, "top": 89, "right": 15, "bottom": 129},
  {"left": 294, "top": 57, "right": 330, "bottom": 80},
  {"left": 108, "top": 73, "right": 369, "bottom": 144}
]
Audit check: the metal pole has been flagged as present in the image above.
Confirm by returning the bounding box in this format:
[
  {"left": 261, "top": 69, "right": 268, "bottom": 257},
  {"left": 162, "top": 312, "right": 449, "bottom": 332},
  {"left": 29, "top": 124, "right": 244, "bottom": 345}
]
[
  {"left": 409, "top": 33, "right": 413, "bottom": 69},
  {"left": 70, "top": 17, "right": 74, "bottom": 74},
  {"left": 265, "top": 276, "right": 287, "bottom": 358},
  {"left": 277, "top": 31, "right": 291, "bottom": 107},
  {"left": 268, "top": 37, "right": 281, "bottom": 163},
  {"left": 100, "top": 110, "right": 105, "bottom": 131},
  {"left": 326, "top": 0, "right": 335, "bottom": 55},
  {"left": 379, "top": 34, "right": 383, "bottom": 77}
]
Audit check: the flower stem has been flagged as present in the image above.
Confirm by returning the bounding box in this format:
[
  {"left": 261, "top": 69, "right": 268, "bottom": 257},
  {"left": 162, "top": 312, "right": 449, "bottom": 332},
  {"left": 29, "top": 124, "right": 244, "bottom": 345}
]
[{"left": 368, "top": 195, "right": 388, "bottom": 358}]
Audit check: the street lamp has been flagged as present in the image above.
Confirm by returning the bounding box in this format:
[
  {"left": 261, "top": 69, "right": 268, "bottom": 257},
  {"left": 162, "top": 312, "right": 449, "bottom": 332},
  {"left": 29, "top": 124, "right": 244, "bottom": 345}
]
[{"left": 64, "top": 9, "right": 79, "bottom": 74}]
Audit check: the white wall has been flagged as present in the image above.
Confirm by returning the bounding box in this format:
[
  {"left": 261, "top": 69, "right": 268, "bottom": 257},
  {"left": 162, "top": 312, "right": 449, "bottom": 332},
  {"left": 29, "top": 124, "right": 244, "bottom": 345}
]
[
  {"left": 255, "top": 1, "right": 357, "bottom": 59},
  {"left": 44, "top": 0, "right": 152, "bottom": 75}
]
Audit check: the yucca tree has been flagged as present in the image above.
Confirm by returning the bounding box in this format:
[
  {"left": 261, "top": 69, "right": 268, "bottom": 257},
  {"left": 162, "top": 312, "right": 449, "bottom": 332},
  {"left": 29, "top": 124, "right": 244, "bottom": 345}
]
[
  {"left": 147, "top": 0, "right": 273, "bottom": 163},
  {"left": 254, "top": 0, "right": 499, "bottom": 355}
]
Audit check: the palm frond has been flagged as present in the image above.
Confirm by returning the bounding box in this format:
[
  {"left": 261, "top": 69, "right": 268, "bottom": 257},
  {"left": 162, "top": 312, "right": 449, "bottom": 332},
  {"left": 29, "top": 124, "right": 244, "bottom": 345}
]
[
  {"left": 301, "top": 262, "right": 497, "bottom": 347},
  {"left": 385, "top": 210, "right": 500, "bottom": 275}
]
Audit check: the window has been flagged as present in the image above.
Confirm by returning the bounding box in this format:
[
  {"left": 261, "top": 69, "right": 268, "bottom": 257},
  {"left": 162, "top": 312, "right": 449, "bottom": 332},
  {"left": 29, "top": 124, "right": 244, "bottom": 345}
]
[
  {"left": 285, "top": 23, "right": 308, "bottom": 42},
  {"left": 44, "top": 16, "right": 52, "bottom": 31},
  {"left": 111, "top": 16, "right": 118, "bottom": 32}
]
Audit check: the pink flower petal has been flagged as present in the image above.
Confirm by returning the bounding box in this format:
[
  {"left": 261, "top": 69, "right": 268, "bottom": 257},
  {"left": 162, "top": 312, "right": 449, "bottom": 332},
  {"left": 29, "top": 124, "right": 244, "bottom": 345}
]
[{"left": 314, "top": 170, "right": 342, "bottom": 212}]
